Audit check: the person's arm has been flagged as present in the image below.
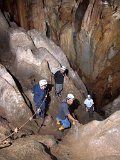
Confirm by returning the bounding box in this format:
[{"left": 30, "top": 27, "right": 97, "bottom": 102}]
[
  {"left": 63, "top": 104, "right": 78, "bottom": 125},
  {"left": 91, "top": 99, "right": 94, "bottom": 111},
  {"left": 67, "top": 114, "right": 78, "bottom": 125}
]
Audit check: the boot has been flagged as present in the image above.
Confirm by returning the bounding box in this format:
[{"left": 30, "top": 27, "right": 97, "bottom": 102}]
[
  {"left": 56, "top": 121, "right": 60, "bottom": 125},
  {"left": 58, "top": 126, "right": 64, "bottom": 131}
]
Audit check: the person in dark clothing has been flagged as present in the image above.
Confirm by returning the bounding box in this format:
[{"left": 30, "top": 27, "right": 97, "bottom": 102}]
[
  {"left": 54, "top": 66, "right": 66, "bottom": 97},
  {"left": 32, "top": 79, "right": 47, "bottom": 118},
  {"left": 56, "top": 94, "right": 78, "bottom": 131}
]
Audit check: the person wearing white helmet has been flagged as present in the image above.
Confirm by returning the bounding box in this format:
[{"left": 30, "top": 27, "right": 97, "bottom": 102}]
[
  {"left": 54, "top": 65, "right": 67, "bottom": 97},
  {"left": 56, "top": 94, "right": 78, "bottom": 131},
  {"left": 32, "top": 79, "right": 48, "bottom": 118},
  {"left": 84, "top": 94, "right": 94, "bottom": 119}
]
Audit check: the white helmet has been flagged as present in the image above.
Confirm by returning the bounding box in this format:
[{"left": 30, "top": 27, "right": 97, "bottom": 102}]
[
  {"left": 39, "top": 79, "right": 47, "bottom": 87},
  {"left": 61, "top": 66, "right": 66, "bottom": 71},
  {"left": 87, "top": 95, "right": 91, "bottom": 98},
  {"left": 67, "top": 94, "right": 74, "bottom": 100}
]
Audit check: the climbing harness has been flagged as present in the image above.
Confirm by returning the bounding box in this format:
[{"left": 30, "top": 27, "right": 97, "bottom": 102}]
[{"left": 0, "top": 89, "right": 49, "bottom": 145}]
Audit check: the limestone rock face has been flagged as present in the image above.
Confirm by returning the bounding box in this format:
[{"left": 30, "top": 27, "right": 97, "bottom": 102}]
[
  {"left": 29, "top": 0, "right": 46, "bottom": 34},
  {"left": 2, "top": 0, "right": 120, "bottom": 109},
  {"left": 0, "top": 64, "right": 26, "bottom": 121},
  {"left": 9, "top": 28, "right": 34, "bottom": 54},
  {"left": 1, "top": 0, "right": 46, "bottom": 32},
  {"left": 0, "top": 137, "right": 52, "bottom": 160},
  {"left": 0, "top": 9, "right": 9, "bottom": 29},
  {"left": 60, "top": 23, "right": 77, "bottom": 68},
  {"left": 27, "top": 29, "right": 71, "bottom": 73},
  {"left": 27, "top": 29, "right": 87, "bottom": 95},
  {"left": 0, "top": 10, "right": 9, "bottom": 54},
  {"left": 0, "top": 119, "right": 12, "bottom": 149},
  {"left": 76, "top": 0, "right": 120, "bottom": 108},
  {"left": 72, "top": 0, "right": 120, "bottom": 77},
  {"left": 102, "top": 95, "right": 120, "bottom": 117},
  {"left": 53, "top": 111, "right": 120, "bottom": 160},
  {"left": 8, "top": 28, "right": 87, "bottom": 96},
  {"left": 0, "top": 64, "right": 38, "bottom": 134}
]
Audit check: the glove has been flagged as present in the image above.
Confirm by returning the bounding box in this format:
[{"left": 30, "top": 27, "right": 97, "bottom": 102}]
[{"left": 37, "top": 108, "right": 41, "bottom": 114}]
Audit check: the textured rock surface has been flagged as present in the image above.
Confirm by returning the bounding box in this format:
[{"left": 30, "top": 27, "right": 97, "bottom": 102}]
[
  {"left": 27, "top": 29, "right": 87, "bottom": 95},
  {"left": 0, "top": 2, "right": 120, "bottom": 160},
  {"left": 0, "top": 10, "right": 9, "bottom": 56},
  {"left": 9, "top": 28, "right": 34, "bottom": 54},
  {"left": 0, "top": 137, "right": 53, "bottom": 160},
  {"left": 8, "top": 28, "right": 87, "bottom": 98},
  {"left": 1, "top": 0, "right": 120, "bottom": 109},
  {"left": 102, "top": 95, "right": 120, "bottom": 117},
  {"left": 53, "top": 111, "right": 120, "bottom": 160},
  {"left": 0, "top": 119, "right": 12, "bottom": 149},
  {"left": 77, "top": 0, "right": 120, "bottom": 109},
  {"left": 0, "top": 64, "right": 39, "bottom": 134}
]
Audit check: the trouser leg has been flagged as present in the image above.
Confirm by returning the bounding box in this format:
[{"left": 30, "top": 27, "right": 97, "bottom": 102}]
[
  {"left": 61, "top": 118, "right": 70, "bottom": 128},
  {"left": 56, "top": 117, "right": 70, "bottom": 129},
  {"left": 40, "top": 102, "right": 46, "bottom": 118},
  {"left": 55, "top": 84, "right": 63, "bottom": 95},
  {"left": 88, "top": 107, "right": 93, "bottom": 119}
]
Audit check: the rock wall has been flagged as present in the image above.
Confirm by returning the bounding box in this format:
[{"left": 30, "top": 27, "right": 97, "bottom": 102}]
[
  {"left": 53, "top": 111, "right": 120, "bottom": 160},
  {"left": 0, "top": 9, "right": 9, "bottom": 56},
  {"left": 0, "top": 64, "right": 39, "bottom": 134},
  {"left": 0, "top": 0, "right": 120, "bottom": 109},
  {"left": 77, "top": 0, "right": 120, "bottom": 109}
]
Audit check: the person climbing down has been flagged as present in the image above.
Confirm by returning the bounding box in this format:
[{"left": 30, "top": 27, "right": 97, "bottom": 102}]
[
  {"left": 54, "top": 66, "right": 66, "bottom": 97},
  {"left": 56, "top": 94, "right": 78, "bottom": 131},
  {"left": 32, "top": 79, "right": 48, "bottom": 118},
  {"left": 84, "top": 95, "right": 94, "bottom": 119}
]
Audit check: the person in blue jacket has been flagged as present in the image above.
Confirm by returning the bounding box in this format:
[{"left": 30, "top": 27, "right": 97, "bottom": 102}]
[{"left": 32, "top": 79, "right": 47, "bottom": 118}]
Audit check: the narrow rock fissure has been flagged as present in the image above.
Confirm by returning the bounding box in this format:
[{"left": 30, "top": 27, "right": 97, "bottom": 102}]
[{"left": 40, "top": 142, "right": 58, "bottom": 160}]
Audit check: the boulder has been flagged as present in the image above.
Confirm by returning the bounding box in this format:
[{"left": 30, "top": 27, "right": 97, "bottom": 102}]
[
  {"left": 53, "top": 111, "right": 120, "bottom": 160},
  {"left": 0, "top": 64, "right": 38, "bottom": 133},
  {"left": 14, "top": 47, "right": 57, "bottom": 87},
  {"left": 9, "top": 28, "right": 34, "bottom": 54},
  {"left": 102, "top": 95, "right": 120, "bottom": 117},
  {"left": 0, "top": 137, "right": 53, "bottom": 160},
  {"left": 0, "top": 119, "right": 12, "bottom": 149}
]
